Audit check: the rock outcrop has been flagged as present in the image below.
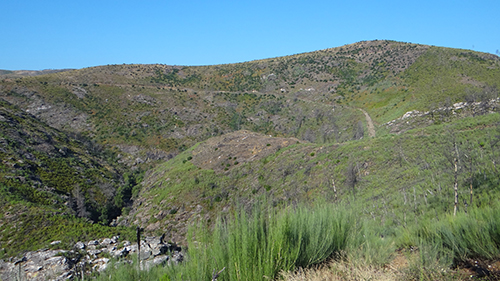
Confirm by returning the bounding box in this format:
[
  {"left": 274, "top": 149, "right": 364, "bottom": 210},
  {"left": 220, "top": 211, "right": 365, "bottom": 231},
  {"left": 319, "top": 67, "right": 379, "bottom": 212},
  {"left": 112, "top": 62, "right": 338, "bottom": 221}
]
[{"left": 0, "top": 235, "right": 182, "bottom": 281}]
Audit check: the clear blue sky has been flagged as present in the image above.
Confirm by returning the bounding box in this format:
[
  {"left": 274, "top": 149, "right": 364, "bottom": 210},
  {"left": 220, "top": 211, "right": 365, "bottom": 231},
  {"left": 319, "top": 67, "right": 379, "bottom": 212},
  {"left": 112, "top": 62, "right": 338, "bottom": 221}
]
[{"left": 1, "top": 0, "right": 499, "bottom": 70}]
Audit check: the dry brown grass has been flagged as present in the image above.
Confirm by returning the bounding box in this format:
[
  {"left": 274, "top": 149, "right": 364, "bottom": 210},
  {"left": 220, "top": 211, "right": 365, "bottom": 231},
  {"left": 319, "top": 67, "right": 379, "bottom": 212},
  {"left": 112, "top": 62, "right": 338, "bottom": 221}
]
[
  {"left": 280, "top": 251, "right": 476, "bottom": 281},
  {"left": 280, "top": 259, "right": 402, "bottom": 281}
]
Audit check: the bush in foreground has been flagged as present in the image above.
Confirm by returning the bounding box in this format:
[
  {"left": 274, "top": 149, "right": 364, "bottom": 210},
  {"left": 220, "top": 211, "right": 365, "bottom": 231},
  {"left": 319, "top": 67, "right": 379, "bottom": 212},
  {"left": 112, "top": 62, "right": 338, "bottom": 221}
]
[{"left": 91, "top": 202, "right": 500, "bottom": 281}]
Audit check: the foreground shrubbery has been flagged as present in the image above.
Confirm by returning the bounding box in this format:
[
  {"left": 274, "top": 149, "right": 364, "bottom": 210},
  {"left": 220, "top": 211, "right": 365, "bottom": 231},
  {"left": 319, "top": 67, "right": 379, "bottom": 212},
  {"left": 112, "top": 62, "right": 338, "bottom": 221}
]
[
  {"left": 91, "top": 201, "right": 500, "bottom": 281},
  {"left": 397, "top": 203, "right": 500, "bottom": 280},
  {"left": 92, "top": 202, "right": 392, "bottom": 281},
  {"left": 167, "top": 202, "right": 386, "bottom": 281}
]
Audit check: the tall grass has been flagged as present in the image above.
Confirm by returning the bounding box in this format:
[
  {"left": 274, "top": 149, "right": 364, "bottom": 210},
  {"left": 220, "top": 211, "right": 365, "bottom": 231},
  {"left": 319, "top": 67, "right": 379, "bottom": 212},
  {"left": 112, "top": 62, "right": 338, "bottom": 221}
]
[
  {"left": 91, "top": 203, "right": 500, "bottom": 281},
  {"left": 415, "top": 204, "right": 500, "bottom": 263},
  {"left": 346, "top": 218, "right": 395, "bottom": 267},
  {"left": 161, "top": 201, "right": 392, "bottom": 281},
  {"left": 288, "top": 204, "right": 353, "bottom": 268},
  {"left": 391, "top": 202, "right": 500, "bottom": 281}
]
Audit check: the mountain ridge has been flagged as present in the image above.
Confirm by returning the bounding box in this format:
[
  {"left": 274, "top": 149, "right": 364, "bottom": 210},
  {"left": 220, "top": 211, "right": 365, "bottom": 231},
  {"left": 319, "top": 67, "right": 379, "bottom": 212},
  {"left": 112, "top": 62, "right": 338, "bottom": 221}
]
[{"left": 1, "top": 39, "right": 500, "bottom": 260}]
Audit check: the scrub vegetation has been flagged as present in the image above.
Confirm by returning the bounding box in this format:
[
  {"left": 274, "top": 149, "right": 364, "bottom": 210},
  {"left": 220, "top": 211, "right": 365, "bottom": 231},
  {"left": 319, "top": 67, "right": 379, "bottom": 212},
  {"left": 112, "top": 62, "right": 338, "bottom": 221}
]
[{"left": 1, "top": 40, "right": 500, "bottom": 279}]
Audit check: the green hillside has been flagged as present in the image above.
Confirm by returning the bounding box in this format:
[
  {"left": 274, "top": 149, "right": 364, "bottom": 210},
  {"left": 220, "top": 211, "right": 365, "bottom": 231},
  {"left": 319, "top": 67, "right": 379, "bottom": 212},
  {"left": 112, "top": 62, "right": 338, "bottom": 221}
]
[
  {"left": 1, "top": 40, "right": 500, "bottom": 277},
  {"left": 1, "top": 41, "right": 498, "bottom": 158},
  {"left": 129, "top": 113, "right": 500, "bottom": 242},
  {"left": 0, "top": 99, "right": 136, "bottom": 258}
]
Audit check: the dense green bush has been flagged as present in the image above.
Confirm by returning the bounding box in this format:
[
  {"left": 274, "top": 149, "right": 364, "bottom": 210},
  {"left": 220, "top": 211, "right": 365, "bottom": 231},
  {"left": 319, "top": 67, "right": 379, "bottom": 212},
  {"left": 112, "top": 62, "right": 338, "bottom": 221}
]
[
  {"left": 414, "top": 203, "right": 500, "bottom": 262},
  {"left": 153, "top": 201, "right": 390, "bottom": 281}
]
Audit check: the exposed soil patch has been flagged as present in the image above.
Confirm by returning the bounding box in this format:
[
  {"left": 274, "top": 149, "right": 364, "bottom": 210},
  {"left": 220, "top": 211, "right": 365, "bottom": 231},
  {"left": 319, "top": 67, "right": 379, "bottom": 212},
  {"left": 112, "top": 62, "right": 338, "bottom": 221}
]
[
  {"left": 456, "top": 259, "right": 500, "bottom": 280},
  {"left": 190, "top": 130, "right": 305, "bottom": 173},
  {"left": 358, "top": 108, "right": 376, "bottom": 138}
]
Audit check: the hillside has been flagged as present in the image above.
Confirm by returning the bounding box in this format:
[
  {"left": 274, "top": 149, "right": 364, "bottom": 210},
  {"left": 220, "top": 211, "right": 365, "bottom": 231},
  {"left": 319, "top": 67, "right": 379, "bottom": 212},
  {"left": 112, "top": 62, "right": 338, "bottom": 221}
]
[
  {"left": 0, "top": 69, "right": 73, "bottom": 78},
  {"left": 2, "top": 41, "right": 499, "bottom": 157},
  {"left": 1, "top": 40, "right": 500, "bottom": 274},
  {"left": 0, "top": 99, "right": 136, "bottom": 258},
  {"left": 127, "top": 112, "right": 500, "bottom": 242}
]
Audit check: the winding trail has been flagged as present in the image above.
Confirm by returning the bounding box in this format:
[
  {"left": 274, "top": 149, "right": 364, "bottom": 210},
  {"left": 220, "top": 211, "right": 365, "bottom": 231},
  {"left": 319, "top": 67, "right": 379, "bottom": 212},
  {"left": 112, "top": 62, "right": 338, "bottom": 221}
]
[{"left": 358, "top": 108, "right": 376, "bottom": 138}]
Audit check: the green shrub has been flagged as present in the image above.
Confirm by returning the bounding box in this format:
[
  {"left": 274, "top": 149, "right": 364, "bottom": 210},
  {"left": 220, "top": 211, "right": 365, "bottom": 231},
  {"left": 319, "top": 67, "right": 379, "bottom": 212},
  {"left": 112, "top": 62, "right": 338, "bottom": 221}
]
[
  {"left": 401, "top": 203, "right": 500, "bottom": 265},
  {"left": 161, "top": 202, "right": 366, "bottom": 281}
]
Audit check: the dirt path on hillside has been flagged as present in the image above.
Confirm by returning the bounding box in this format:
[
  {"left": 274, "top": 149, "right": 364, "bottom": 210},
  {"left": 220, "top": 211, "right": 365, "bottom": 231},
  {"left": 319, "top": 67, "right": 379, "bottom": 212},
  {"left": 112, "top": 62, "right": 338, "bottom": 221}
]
[{"left": 358, "top": 108, "right": 376, "bottom": 138}]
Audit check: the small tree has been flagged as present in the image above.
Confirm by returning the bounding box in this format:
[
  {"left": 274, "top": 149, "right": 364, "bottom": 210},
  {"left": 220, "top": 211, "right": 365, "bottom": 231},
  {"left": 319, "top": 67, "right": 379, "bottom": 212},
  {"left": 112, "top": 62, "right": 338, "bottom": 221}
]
[{"left": 73, "top": 186, "right": 89, "bottom": 219}]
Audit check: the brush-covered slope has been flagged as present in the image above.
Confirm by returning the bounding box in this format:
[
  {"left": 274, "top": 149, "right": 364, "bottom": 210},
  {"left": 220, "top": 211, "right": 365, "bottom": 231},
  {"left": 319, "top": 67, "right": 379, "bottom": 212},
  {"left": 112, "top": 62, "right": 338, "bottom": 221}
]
[
  {"left": 1, "top": 39, "right": 500, "bottom": 252},
  {"left": 129, "top": 113, "right": 500, "bottom": 242},
  {"left": 0, "top": 67, "right": 362, "bottom": 163},
  {"left": 0, "top": 99, "right": 135, "bottom": 258},
  {"left": 2, "top": 40, "right": 498, "bottom": 160},
  {"left": 0, "top": 69, "right": 72, "bottom": 79}
]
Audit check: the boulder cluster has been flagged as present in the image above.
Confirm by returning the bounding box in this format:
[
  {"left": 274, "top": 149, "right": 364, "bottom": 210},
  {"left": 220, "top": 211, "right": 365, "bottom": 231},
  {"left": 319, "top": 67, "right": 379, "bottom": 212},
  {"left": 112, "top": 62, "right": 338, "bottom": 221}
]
[{"left": 0, "top": 235, "right": 182, "bottom": 281}]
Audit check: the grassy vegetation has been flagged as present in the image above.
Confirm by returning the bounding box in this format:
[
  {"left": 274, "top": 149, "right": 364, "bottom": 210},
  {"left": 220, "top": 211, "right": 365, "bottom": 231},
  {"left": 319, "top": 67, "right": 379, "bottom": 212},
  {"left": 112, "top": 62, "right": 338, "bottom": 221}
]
[
  {"left": 409, "top": 204, "right": 500, "bottom": 262},
  {"left": 0, "top": 207, "right": 136, "bottom": 258},
  {"left": 90, "top": 201, "right": 500, "bottom": 281},
  {"left": 132, "top": 112, "right": 500, "bottom": 245},
  {"left": 1, "top": 40, "right": 500, "bottom": 279},
  {"left": 2, "top": 40, "right": 498, "bottom": 155},
  {"left": 0, "top": 99, "right": 139, "bottom": 259}
]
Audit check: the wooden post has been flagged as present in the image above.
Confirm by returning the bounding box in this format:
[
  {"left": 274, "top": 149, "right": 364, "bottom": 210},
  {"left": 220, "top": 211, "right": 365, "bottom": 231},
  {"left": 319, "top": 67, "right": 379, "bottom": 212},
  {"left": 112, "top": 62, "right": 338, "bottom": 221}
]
[
  {"left": 332, "top": 178, "right": 337, "bottom": 202},
  {"left": 137, "top": 226, "right": 143, "bottom": 273},
  {"left": 14, "top": 257, "right": 26, "bottom": 281},
  {"left": 454, "top": 158, "right": 458, "bottom": 216},
  {"left": 137, "top": 227, "right": 141, "bottom": 262},
  {"left": 17, "top": 263, "right": 22, "bottom": 281}
]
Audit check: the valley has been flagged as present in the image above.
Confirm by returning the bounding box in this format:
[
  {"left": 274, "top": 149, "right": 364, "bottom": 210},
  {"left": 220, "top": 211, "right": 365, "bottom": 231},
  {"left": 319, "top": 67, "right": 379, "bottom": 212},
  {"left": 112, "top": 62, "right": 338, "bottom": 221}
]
[{"left": 1, "top": 40, "right": 500, "bottom": 280}]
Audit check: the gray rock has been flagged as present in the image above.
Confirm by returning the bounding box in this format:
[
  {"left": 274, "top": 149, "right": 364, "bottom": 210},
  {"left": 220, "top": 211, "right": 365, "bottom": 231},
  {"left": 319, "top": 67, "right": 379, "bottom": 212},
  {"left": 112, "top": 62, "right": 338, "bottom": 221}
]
[
  {"left": 172, "top": 251, "right": 184, "bottom": 263},
  {"left": 127, "top": 244, "right": 138, "bottom": 253},
  {"left": 152, "top": 244, "right": 169, "bottom": 256},
  {"left": 111, "top": 236, "right": 119, "bottom": 244},
  {"left": 144, "top": 255, "right": 169, "bottom": 270},
  {"left": 140, "top": 250, "right": 152, "bottom": 260},
  {"left": 113, "top": 247, "right": 129, "bottom": 258},
  {"left": 44, "top": 256, "right": 69, "bottom": 271},
  {"left": 87, "top": 249, "right": 102, "bottom": 257},
  {"left": 0, "top": 235, "right": 183, "bottom": 280},
  {"left": 0, "top": 260, "right": 16, "bottom": 281},
  {"left": 92, "top": 258, "right": 110, "bottom": 272},
  {"left": 87, "top": 240, "right": 99, "bottom": 246},
  {"left": 57, "top": 271, "right": 73, "bottom": 280},
  {"left": 25, "top": 264, "right": 43, "bottom": 273},
  {"left": 14, "top": 256, "right": 27, "bottom": 264},
  {"left": 145, "top": 235, "right": 163, "bottom": 245},
  {"left": 101, "top": 238, "right": 113, "bottom": 246},
  {"left": 74, "top": 241, "right": 85, "bottom": 250}
]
